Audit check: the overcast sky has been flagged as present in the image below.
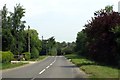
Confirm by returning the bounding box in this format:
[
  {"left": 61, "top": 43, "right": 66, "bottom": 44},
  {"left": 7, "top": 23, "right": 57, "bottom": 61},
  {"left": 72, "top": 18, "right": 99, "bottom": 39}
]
[{"left": 1, "top": 0, "right": 119, "bottom": 42}]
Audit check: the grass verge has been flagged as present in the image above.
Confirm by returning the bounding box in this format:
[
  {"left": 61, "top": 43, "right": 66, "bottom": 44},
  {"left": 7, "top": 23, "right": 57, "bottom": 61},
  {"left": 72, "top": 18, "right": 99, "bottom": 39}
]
[
  {"left": 1, "top": 55, "right": 48, "bottom": 70},
  {"left": 0, "top": 62, "right": 28, "bottom": 70},
  {"left": 65, "top": 54, "right": 119, "bottom": 78}
]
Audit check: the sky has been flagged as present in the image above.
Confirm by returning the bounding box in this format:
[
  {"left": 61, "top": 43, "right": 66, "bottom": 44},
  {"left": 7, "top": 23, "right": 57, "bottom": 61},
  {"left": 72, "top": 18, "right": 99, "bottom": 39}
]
[{"left": 0, "top": 0, "right": 120, "bottom": 42}]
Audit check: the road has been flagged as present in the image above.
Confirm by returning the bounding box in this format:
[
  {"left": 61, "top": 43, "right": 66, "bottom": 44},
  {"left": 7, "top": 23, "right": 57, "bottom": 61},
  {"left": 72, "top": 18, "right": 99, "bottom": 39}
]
[{"left": 2, "top": 56, "right": 87, "bottom": 80}]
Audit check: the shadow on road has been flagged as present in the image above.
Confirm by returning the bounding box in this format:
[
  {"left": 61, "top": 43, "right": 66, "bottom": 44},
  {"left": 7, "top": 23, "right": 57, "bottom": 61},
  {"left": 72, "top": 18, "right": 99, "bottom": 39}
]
[{"left": 60, "top": 65, "right": 78, "bottom": 68}]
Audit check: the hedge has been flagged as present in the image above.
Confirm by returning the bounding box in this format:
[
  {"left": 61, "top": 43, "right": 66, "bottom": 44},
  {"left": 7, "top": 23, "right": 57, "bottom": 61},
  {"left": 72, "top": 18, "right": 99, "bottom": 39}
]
[{"left": 0, "top": 51, "right": 14, "bottom": 63}]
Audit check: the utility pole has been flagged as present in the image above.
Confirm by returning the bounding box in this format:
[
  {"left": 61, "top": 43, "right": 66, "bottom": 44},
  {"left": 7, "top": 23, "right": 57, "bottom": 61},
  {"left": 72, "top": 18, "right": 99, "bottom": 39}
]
[{"left": 28, "top": 25, "right": 30, "bottom": 53}]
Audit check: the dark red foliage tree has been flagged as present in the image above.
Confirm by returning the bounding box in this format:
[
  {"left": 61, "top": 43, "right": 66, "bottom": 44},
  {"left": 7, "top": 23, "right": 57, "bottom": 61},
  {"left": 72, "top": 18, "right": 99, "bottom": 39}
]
[{"left": 84, "top": 6, "right": 120, "bottom": 65}]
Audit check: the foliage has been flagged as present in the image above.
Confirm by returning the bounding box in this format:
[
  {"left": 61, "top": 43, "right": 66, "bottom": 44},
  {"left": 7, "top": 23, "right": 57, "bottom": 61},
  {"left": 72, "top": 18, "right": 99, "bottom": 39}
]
[
  {"left": 76, "top": 5, "right": 120, "bottom": 65},
  {"left": 111, "top": 26, "right": 120, "bottom": 48},
  {"left": 22, "top": 52, "right": 30, "bottom": 60},
  {"left": 47, "top": 37, "right": 56, "bottom": 55},
  {"left": 2, "top": 4, "right": 26, "bottom": 55},
  {"left": 0, "top": 51, "right": 14, "bottom": 63},
  {"left": 65, "top": 54, "right": 119, "bottom": 78},
  {"left": 85, "top": 6, "right": 120, "bottom": 65},
  {"left": 75, "top": 31, "right": 88, "bottom": 56},
  {"left": 2, "top": 4, "right": 42, "bottom": 60},
  {"left": 56, "top": 41, "right": 75, "bottom": 55},
  {"left": 2, "top": 4, "right": 14, "bottom": 51},
  {"left": 1, "top": 62, "right": 28, "bottom": 70},
  {"left": 40, "top": 40, "right": 48, "bottom": 55},
  {"left": 41, "top": 36, "right": 57, "bottom": 56},
  {"left": 35, "top": 56, "right": 48, "bottom": 61},
  {"left": 31, "top": 47, "right": 39, "bottom": 59},
  {"left": 23, "top": 29, "right": 42, "bottom": 58},
  {"left": 111, "top": 26, "right": 120, "bottom": 64}
]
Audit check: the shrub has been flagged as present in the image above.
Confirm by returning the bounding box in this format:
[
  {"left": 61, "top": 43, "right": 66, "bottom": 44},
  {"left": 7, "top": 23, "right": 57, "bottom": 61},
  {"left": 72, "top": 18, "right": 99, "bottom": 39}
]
[
  {"left": 0, "top": 51, "right": 14, "bottom": 63},
  {"left": 22, "top": 52, "right": 30, "bottom": 60},
  {"left": 31, "top": 47, "right": 39, "bottom": 59}
]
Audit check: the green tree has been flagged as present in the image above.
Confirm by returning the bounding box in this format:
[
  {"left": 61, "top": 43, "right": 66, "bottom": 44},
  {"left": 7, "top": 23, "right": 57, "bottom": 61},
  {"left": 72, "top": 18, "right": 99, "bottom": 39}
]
[
  {"left": 2, "top": 4, "right": 26, "bottom": 55},
  {"left": 24, "top": 29, "right": 42, "bottom": 58},
  {"left": 2, "top": 4, "right": 14, "bottom": 51},
  {"left": 75, "top": 31, "right": 88, "bottom": 56},
  {"left": 31, "top": 47, "right": 39, "bottom": 59},
  {"left": 11, "top": 4, "right": 26, "bottom": 55},
  {"left": 47, "top": 37, "right": 56, "bottom": 55}
]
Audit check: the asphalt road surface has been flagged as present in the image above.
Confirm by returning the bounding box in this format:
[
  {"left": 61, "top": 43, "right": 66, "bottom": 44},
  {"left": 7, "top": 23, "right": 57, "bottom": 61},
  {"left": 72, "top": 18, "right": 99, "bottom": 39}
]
[{"left": 2, "top": 56, "right": 87, "bottom": 79}]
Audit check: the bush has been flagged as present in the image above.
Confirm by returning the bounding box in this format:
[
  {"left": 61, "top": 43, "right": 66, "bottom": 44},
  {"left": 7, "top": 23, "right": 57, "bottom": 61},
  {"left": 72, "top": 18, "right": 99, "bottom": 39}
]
[
  {"left": 22, "top": 52, "right": 30, "bottom": 60},
  {"left": 0, "top": 51, "right": 14, "bottom": 63},
  {"left": 31, "top": 47, "right": 39, "bottom": 59}
]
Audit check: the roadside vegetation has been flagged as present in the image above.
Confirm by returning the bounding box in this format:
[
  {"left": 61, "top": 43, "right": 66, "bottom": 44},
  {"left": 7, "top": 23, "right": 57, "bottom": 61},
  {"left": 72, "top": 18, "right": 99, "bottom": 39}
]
[
  {"left": 1, "top": 3, "right": 120, "bottom": 78},
  {"left": 75, "top": 6, "right": 120, "bottom": 66},
  {"left": 0, "top": 62, "right": 28, "bottom": 70},
  {"left": 65, "top": 54, "right": 119, "bottom": 78},
  {"left": 1, "top": 4, "right": 55, "bottom": 69},
  {"left": 29, "top": 55, "right": 48, "bottom": 61},
  {"left": 1, "top": 55, "right": 48, "bottom": 70},
  {"left": 65, "top": 5, "right": 120, "bottom": 78}
]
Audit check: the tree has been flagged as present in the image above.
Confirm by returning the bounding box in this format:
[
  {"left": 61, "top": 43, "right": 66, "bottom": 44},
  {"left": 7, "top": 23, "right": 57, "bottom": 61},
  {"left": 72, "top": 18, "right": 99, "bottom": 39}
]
[
  {"left": 24, "top": 29, "right": 42, "bottom": 58},
  {"left": 2, "top": 4, "right": 14, "bottom": 51},
  {"left": 47, "top": 37, "right": 57, "bottom": 55},
  {"left": 111, "top": 26, "right": 120, "bottom": 63},
  {"left": 56, "top": 41, "right": 75, "bottom": 55},
  {"left": 40, "top": 40, "right": 48, "bottom": 55},
  {"left": 56, "top": 42, "right": 62, "bottom": 55},
  {"left": 2, "top": 4, "right": 26, "bottom": 55},
  {"left": 75, "top": 31, "right": 88, "bottom": 56},
  {"left": 11, "top": 4, "right": 26, "bottom": 55},
  {"left": 84, "top": 5, "right": 120, "bottom": 65},
  {"left": 31, "top": 47, "right": 39, "bottom": 58}
]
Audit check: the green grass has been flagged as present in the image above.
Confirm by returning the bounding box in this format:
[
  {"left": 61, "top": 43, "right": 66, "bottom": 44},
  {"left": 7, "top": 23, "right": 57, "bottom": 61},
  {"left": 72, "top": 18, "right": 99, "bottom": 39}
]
[
  {"left": 65, "top": 54, "right": 119, "bottom": 78},
  {"left": 29, "top": 55, "right": 48, "bottom": 61},
  {"left": 36, "top": 55, "right": 48, "bottom": 61},
  {"left": 1, "top": 56, "right": 48, "bottom": 70},
  {"left": 0, "top": 62, "right": 28, "bottom": 70}
]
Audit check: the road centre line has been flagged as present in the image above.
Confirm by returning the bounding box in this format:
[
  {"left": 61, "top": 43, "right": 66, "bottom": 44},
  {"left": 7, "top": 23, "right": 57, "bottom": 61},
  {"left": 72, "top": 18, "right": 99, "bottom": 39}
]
[
  {"left": 39, "top": 56, "right": 57, "bottom": 75},
  {"left": 50, "top": 63, "right": 53, "bottom": 66},
  {"left": 46, "top": 65, "right": 50, "bottom": 69},
  {"left": 39, "top": 69, "right": 46, "bottom": 74}
]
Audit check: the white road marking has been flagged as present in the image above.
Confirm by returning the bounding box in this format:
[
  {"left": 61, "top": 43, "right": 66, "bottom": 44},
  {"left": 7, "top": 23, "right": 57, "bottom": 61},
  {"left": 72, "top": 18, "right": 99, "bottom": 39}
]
[
  {"left": 46, "top": 65, "right": 50, "bottom": 69},
  {"left": 53, "top": 60, "right": 55, "bottom": 63},
  {"left": 50, "top": 63, "right": 53, "bottom": 66},
  {"left": 39, "top": 69, "right": 46, "bottom": 74},
  {"left": 39, "top": 56, "right": 57, "bottom": 75}
]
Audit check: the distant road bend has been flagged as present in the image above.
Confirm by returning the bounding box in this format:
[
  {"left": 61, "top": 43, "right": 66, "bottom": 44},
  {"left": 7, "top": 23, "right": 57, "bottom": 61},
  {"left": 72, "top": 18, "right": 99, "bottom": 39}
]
[{"left": 2, "top": 56, "right": 87, "bottom": 79}]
